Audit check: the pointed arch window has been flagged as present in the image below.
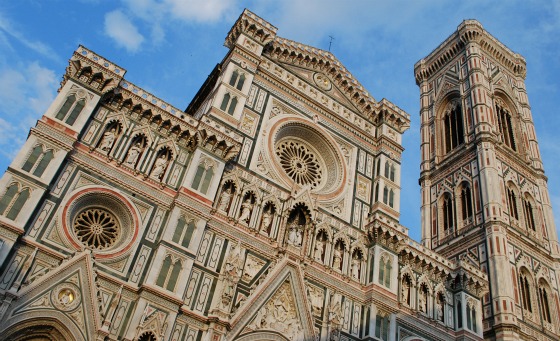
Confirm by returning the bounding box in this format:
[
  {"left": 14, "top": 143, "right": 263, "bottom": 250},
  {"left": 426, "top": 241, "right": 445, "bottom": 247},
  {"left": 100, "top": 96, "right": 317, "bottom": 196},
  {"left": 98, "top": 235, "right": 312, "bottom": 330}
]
[
  {"left": 466, "top": 302, "right": 477, "bottom": 332},
  {"left": 374, "top": 313, "right": 390, "bottom": 341},
  {"left": 383, "top": 186, "right": 394, "bottom": 207},
  {"left": 523, "top": 196, "right": 536, "bottom": 231},
  {"left": 0, "top": 184, "right": 30, "bottom": 220},
  {"left": 229, "top": 70, "right": 246, "bottom": 90},
  {"left": 457, "top": 300, "right": 463, "bottom": 329},
  {"left": 495, "top": 101, "right": 516, "bottom": 151},
  {"left": 220, "top": 92, "right": 238, "bottom": 115},
  {"left": 442, "top": 193, "right": 454, "bottom": 233},
  {"left": 384, "top": 161, "right": 396, "bottom": 182},
  {"left": 519, "top": 270, "right": 532, "bottom": 313},
  {"left": 379, "top": 255, "right": 392, "bottom": 288},
  {"left": 156, "top": 255, "right": 182, "bottom": 292},
  {"left": 22, "top": 145, "right": 54, "bottom": 177},
  {"left": 55, "top": 94, "right": 85, "bottom": 125},
  {"left": 172, "top": 217, "right": 196, "bottom": 249},
  {"left": 507, "top": 187, "right": 519, "bottom": 220},
  {"left": 443, "top": 101, "right": 464, "bottom": 153},
  {"left": 192, "top": 159, "right": 215, "bottom": 194},
  {"left": 538, "top": 282, "right": 552, "bottom": 324},
  {"left": 460, "top": 183, "right": 473, "bottom": 223}
]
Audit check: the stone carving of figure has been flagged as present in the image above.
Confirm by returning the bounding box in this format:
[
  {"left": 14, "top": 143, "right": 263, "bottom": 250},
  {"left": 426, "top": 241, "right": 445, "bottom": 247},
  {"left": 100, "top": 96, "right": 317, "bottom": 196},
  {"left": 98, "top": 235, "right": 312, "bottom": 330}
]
[
  {"left": 332, "top": 247, "right": 342, "bottom": 270},
  {"left": 314, "top": 238, "right": 324, "bottom": 261},
  {"left": 125, "top": 142, "right": 142, "bottom": 166},
  {"left": 219, "top": 243, "right": 242, "bottom": 310},
  {"left": 238, "top": 198, "right": 253, "bottom": 223},
  {"left": 329, "top": 294, "right": 343, "bottom": 325},
  {"left": 218, "top": 187, "right": 233, "bottom": 212},
  {"left": 99, "top": 128, "right": 116, "bottom": 152},
  {"left": 419, "top": 290, "right": 426, "bottom": 313},
  {"left": 401, "top": 282, "right": 409, "bottom": 304},
  {"left": 287, "top": 222, "right": 303, "bottom": 247},
  {"left": 351, "top": 257, "right": 360, "bottom": 280},
  {"left": 437, "top": 301, "right": 444, "bottom": 321},
  {"left": 307, "top": 286, "right": 324, "bottom": 316},
  {"left": 261, "top": 209, "right": 272, "bottom": 232},
  {"left": 151, "top": 154, "right": 168, "bottom": 179}
]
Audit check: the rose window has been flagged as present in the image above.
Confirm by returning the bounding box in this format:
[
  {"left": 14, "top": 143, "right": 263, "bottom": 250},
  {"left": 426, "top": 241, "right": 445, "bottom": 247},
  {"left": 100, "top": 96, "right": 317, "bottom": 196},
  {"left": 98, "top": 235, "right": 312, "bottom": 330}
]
[
  {"left": 276, "top": 141, "right": 322, "bottom": 188},
  {"left": 73, "top": 208, "right": 120, "bottom": 249}
]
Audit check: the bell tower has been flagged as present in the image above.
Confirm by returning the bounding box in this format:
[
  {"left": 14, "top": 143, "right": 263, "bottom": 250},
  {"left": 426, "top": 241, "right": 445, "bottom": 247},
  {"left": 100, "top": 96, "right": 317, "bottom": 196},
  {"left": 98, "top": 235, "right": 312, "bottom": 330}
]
[{"left": 415, "top": 20, "right": 560, "bottom": 340}]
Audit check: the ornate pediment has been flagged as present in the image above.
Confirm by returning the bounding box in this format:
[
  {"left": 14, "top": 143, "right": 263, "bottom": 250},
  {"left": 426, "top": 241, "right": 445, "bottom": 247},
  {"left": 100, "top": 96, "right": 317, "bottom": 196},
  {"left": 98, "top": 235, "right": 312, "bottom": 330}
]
[{"left": 227, "top": 260, "right": 316, "bottom": 341}]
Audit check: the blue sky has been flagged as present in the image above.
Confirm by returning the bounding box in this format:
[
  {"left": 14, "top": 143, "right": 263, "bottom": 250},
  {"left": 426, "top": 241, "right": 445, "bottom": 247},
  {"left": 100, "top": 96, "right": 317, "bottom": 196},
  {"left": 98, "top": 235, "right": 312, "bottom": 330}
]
[{"left": 0, "top": 0, "right": 559, "bottom": 241}]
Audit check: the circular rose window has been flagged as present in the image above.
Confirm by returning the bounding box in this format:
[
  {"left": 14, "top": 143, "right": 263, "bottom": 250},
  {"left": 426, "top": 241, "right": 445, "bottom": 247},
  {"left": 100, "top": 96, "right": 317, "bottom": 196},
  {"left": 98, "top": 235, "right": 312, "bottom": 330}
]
[
  {"left": 263, "top": 116, "right": 347, "bottom": 200},
  {"left": 276, "top": 140, "right": 323, "bottom": 188},
  {"left": 61, "top": 187, "right": 138, "bottom": 259},
  {"left": 74, "top": 208, "right": 120, "bottom": 249}
]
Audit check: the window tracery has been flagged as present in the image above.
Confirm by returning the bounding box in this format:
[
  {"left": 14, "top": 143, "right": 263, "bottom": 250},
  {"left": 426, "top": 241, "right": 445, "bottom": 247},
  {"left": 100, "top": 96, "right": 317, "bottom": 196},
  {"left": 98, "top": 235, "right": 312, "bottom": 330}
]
[
  {"left": 378, "top": 254, "right": 392, "bottom": 288},
  {"left": 519, "top": 268, "right": 533, "bottom": 314},
  {"left": 0, "top": 183, "right": 30, "bottom": 220},
  {"left": 538, "top": 279, "right": 552, "bottom": 324},
  {"left": 172, "top": 216, "right": 196, "bottom": 249},
  {"left": 459, "top": 182, "right": 473, "bottom": 226},
  {"left": 523, "top": 194, "right": 536, "bottom": 232},
  {"left": 495, "top": 98, "right": 516, "bottom": 151},
  {"left": 55, "top": 93, "right": 86, "bottom": 125},
  {"left": 22, "top": 145, "right": 54, "bottom": 177},
  {"left": 374, "top": 312, "right": 390, "bottom": 341},
  {"left": 156, "top": 254, "right": 182, "bottom": 292},
  {"left": 192, "top": 158, "right": 216, "bottom": 194},
  {"left": 276, "top": 140, "right": 322, "bottom": 188},
  {"left": 220, "top": 92, "right": 238, "bottom": 115},
  {"left": 442, "top": 99, "right": 464, "bottom": 154},
  {"left": 73, "top": 208, "right": 119, "bottom": 249},
  {"left": 229, "top": 70, "right": 246, "bottom": 90},
  {"left": 441, "top": 192, "right": 454, "bottom": 235}
]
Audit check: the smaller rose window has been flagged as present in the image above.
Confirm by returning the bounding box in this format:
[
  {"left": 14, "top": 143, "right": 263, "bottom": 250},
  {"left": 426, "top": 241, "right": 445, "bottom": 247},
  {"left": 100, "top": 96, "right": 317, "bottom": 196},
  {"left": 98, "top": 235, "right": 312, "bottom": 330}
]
[
  {"left": 74, "top": 208, "right": 120, "bottom": 249},
  {"left": 276, "top": 140, "right": 322, "bottom": 188}
]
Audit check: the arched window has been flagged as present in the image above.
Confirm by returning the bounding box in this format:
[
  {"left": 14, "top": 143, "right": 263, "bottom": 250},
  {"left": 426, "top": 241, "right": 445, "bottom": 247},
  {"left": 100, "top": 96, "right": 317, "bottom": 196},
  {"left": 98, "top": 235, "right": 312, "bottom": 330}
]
[
  {"left": 466, "top": 302, "right": 477, "bottom": 332},
  {"left": 384, "top": 161, "right": 396, "bottom": 182},
  {"left": 156, "top": 255, "right": 182, "bottom": 292},
  {"left": 442, "top": 100, "right": 464, "bottom": 153},
  {"left": 523, "top": 195, "right": 536, "bottom": 231},
  {"left": 172, "top": 217, "right": 196, "bottom": 249},
  {"left": 383, "top": 186, "right": 389, "bottom": 205},
  {"left": 22, "top": 145, "right": 55, "bottom": 178},
  {"left": 507, "top": 186, "right": 519, "bottom": 220},
  {"left": 495, "top": 100, "right": 516, "bottom": 151},
  {"left": 375, "top": 313, "right": 390, "bottom": 341},
  {"left": 55, "top": 94, "right": 85, "bottom": 125},
  {"left": 229, "top": 70, "right": 245, "bottom": 90},
  {"left": 388, "top": 189, "right": 394, "bottom": 208},
  {"left": 0, "top": 184, "right": 29, "bottom": 220},
  {"left": 519, "top": 270, "right": 532, "bottom": 313},
  {"left": 220, "top": 93, "right": 237, "bottom": 115},
  {"left": 192, "top": 159, "right": 215, "bottom": 195},
  {"left": 379, "top": 255, "right": 392, "bottom": 288},
  {"left": 442, "top": 193, "right": 454, "bottom": 234},
  {"left": 457, "top": 300, "right": 463, "bottom": 329},
  {"left": 460, "top": 183, "right": 473, "bottom": 223},
  {"left": 538, "top": 280, "right": 552, "bottom": 324}
]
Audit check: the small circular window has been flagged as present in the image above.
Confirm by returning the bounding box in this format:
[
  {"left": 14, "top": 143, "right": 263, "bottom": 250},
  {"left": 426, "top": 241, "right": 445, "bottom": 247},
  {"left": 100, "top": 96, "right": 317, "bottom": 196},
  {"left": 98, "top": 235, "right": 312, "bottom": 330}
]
[{"left": 74, "top": 208, "right": 120, "bottom": 249}]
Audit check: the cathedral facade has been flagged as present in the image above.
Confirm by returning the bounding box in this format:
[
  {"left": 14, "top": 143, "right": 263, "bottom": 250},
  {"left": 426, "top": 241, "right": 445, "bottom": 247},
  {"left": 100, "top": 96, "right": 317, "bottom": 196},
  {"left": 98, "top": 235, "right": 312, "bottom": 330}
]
[{"left": 0, "top": 9, "right": 554, "bottom": 341}]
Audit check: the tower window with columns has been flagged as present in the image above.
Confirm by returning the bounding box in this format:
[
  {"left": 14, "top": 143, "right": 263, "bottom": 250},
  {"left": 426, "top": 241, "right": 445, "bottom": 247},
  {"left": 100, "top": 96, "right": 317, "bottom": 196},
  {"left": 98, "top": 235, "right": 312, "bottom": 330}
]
[
  {"left": 442, "top": 100, "right": 464, "bottom": 154},
  {"left": 495, "top": 99, "right": 517, "bottom": 151}
]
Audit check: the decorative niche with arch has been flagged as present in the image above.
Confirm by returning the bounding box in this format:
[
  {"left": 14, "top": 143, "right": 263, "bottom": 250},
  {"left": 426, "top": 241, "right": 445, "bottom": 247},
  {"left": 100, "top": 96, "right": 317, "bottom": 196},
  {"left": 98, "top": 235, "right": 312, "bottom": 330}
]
[{"left": 96, "top": 120, "right": 123, "bottom": 155}]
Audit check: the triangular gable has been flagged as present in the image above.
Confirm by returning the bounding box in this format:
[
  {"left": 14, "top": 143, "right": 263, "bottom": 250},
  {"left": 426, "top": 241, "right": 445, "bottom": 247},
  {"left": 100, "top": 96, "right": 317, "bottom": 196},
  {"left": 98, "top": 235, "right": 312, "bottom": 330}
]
[
  {"left": 3, "top": 250, "right": 101, "bottom": 341},
  {"left": 227, "top": 259, "right": 315, "bottom": 341},
  {"left": 281, "top": 63, "right": 360, "bottom": 112}
]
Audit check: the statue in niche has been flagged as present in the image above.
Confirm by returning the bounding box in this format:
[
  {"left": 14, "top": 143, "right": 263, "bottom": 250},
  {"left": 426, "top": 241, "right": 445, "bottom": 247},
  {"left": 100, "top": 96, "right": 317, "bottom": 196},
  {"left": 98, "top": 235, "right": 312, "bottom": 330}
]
[
  {"left": 419, "top": 289, "right": 427, "bottom": 313},
  {"left": 314, "top": 238, "right": 325, "bottom": 261},
  {"left": 286, "top": 209, "right": 306, "bottom": 247},
  {"left": 332, "top": 245, "right": 343, "bottom": 270},
  {"left": 125, "top": 142, "right": 142, "bottom": 167},
  {"left": 437, "top": 300, "right": 444, "bottom": 321},
  {"left": 401, "top": 281, "right": 410, "bottom": 305},
  {"left": 99, "top": 127, "right": 116, "bottom": 153},
  {"left": 218, "top": 186, "right": 233, "bottom": 212},
  {"left": 351, "top": 257, "right": 360, "bottom": 280},
  {"left": 151, "top": 154, "right": 169, "bottom": 179},
  {"left": 238, "top": 197, "right": 253, "bottom": 223},
  {"left": 260, "top": 207, "right": 273, "bottom": 233}
]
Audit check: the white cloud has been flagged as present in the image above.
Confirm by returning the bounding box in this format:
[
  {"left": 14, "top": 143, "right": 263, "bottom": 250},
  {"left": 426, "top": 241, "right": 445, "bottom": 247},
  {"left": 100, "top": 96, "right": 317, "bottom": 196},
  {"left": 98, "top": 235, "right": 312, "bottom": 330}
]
[
  {"left": 104, "top": 10, "right": 145, "bottom": 53},
  {"left": 164, "top": 0, "right": 236, "bottom": 22},
  {"left": 0, "top": 62, "right": 57, "bottom": 160},
  {"left": 0, "top": 10, "right": 59, "bottom": 61}
]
